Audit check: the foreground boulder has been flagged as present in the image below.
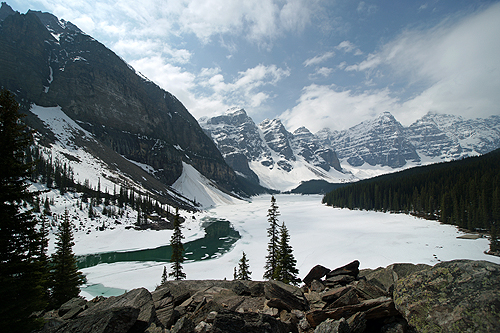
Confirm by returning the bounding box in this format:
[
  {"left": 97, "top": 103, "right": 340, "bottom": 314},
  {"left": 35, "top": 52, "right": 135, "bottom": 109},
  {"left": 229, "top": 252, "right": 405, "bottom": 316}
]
[{"left": 394, "top": 260, "right": 500, "bottom": 332}]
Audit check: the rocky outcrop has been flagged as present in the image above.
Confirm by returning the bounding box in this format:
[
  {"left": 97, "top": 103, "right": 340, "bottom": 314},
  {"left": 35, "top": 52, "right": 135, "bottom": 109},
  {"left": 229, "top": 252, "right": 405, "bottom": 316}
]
[
  {"left": 393, "top": 260, "right": 500, "bottom": 332},
  {"left": 36, "top": 260, "right": 499, "bottom": 333}
]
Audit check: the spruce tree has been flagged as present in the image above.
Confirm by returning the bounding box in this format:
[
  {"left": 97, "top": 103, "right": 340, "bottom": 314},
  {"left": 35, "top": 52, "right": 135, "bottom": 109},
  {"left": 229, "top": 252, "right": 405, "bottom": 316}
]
[
  {"left": 274, "top": 222, "right": 301, "bottom": 285},
  {"left": 0, "top": 89, "right": 47, "bottom": 332},
  {"left": 169, "top": 208, "right": 186, "bottom": 280},
  {"left": 50, "top": 209, "right": 85, "bottom": 308},
  {"left": 264, "top": 195, "right": 280, "bottom": 280},
  {"left": 160, "top": 266, "right": 168, "bottom": 285},
  {"left": 490, "top": 223, "right": 500, "bottom": 253},
  {"left": 236, "top": 251, "right": 252, "bottom": 280}
]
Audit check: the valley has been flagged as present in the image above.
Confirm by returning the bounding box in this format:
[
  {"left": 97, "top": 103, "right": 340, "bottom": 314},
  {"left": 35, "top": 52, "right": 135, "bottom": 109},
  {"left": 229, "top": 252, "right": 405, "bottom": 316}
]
[{"left": 75, "top": 194, "right": 500, "bottom": 299}]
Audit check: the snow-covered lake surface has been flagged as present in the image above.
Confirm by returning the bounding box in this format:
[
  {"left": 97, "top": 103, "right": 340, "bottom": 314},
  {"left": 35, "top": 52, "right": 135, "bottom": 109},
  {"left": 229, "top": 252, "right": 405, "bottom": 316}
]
[{"left": 79, "top": 194, "right": 500, "bottom": 299}]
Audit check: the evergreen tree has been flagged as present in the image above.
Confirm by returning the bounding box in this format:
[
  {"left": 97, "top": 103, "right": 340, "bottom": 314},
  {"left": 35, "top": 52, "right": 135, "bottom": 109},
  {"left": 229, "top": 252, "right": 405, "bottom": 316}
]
[
  {"left": 233, "top": 267, "right": 237, "bottom": 280},
  {"left": 169, "top": 208, "right": 186, "bottom": 280},
  {"left": 274, "top": 222, "right": 301, "bottom": 285},
  {"left": 490, "top": 223, "right": 500, "bottom": 253},
  {"left": 236, "top": 251, "right": 252, "bottom": 280},
  {"left": 160, "top": 266, "right": 168, "bottom": 285},
  {"left": 264, "top": 195, "right": 280, "bottom": 280},
  {"left": 50, "top": 209, "right": 85, "bottom": 308},
  {"left": 0, "top": 89, "right": 48, "bottom": 332},
  {"left": 44, "top": 197, "right": 51, "bottom": 215}
]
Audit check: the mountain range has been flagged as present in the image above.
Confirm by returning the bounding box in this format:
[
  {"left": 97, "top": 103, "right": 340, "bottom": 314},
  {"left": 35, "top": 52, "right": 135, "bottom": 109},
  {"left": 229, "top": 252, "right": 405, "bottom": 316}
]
[
  {"left": 201, "top": 109, "right": 500, "bottom": 191},
  {"left": 1, "top": 2, "right": 500, "bottom": 200}
]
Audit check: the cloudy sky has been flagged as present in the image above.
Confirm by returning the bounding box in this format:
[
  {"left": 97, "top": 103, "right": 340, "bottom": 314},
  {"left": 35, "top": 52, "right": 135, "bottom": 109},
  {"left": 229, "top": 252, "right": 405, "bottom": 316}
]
[{"left": 10, "top": 0, "right": 500, "bottom": 132}]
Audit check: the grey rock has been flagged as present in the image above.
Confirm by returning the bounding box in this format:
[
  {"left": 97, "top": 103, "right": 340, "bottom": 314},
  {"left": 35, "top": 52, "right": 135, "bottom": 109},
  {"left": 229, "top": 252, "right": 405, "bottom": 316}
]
[
  {"left": 310, "top": 279, "right": 326, "bottom": 292},
  {"left": 346, "top": 312, "right": 366, "bottom": 333},
  {"left": 78, "top": 287, "right": 156, "bottom": 332},
  {"left": 359, "top": 263, "right": 430, "bottom": 292},
  {"left": 264, "top": 280, "right": 308, "bottom": 311},
  {"left": 52, "top": 307, "right": 141, "bottom": 333},
  {"left": 58, "top": 297, "right": 88, "bottom": 320},
  {"left": 325, "top": 287, "right": 359, "bottom": 309},
  {"left": 170, "top": 316, "right": 194, "bottom": 333},
  {"left": 394, "top": 259, "right": 500, "bottom": 332},
  {"left": 352, "top": 279, "right": 388, "bottom": 300},
  {"left": 303, "top": 265, "right": 331, "bottom": 286},
  {"left": 211, "top": 310, "right": 294, "bottom": 333},
  {"left": 314, "top": 318, "right": 349, "bottom": 333},
  {"left": 324, "top": 274, "right": 355, "bottom": 287},
  {"left": 326, "top": 260, "right": 360, "bottom": 278}
]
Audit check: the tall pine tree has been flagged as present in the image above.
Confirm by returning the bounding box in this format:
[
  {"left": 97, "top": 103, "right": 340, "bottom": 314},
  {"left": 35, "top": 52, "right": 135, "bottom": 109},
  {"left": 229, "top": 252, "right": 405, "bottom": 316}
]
[
  {"left": 490, "top": 223, "right": 500, "bottom": 253},
  {"left": 264, "top": 195, "right": 280, "bottom": 280},
  {"left": 50, "top": 209, "right": 85, "bottom": 308},
  {"left": 274, "top": 222, "right": 301, "bottom": 285},
  {"left": 169, "top": 208, "right": 186, "bottom": 280},
  {"left": 236, "top": 251, "right": 252, "bottom": 280},
  {"left": 0, "top": 89, "right": 48, "bottom": 332},
  {"left": 160, "top": 266, "right": 168, "bottom": 285}
]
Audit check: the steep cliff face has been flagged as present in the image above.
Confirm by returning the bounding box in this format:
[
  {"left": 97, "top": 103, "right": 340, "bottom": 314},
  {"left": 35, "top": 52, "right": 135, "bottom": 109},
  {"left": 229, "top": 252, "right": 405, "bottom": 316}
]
[{"left": 0, "top": 4, "right": 237, "bottom": 192}]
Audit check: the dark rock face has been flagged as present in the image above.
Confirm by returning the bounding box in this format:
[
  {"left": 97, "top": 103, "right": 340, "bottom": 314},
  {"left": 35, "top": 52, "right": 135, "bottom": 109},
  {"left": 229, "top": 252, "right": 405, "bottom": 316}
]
[
  {"left": 0, "top": 5, "right": 238, "bottom": 195},
  {"left": 394, "top": 260, "right": 500, "bottom": 333}
]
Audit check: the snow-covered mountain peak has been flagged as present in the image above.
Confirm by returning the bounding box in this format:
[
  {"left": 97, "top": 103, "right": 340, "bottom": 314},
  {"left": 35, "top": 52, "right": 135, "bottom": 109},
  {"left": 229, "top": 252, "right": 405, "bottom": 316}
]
[
  {"left": 293, "top": 126, "right": 313, "bottom": 137},
  {"left": 201, "top": 113, "right": 345, "bottom": 191}
]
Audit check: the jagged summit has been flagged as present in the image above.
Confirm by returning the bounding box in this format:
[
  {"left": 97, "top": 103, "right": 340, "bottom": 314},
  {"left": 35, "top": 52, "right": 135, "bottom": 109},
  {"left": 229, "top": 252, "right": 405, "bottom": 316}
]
[
  {"left": 28, "top": 9, "right": 82, "bottom": 35},
  {"left": 318, "top": 111, "right": 419, "bottom": 168},
  {"left": 202, "top": 109, "right": 500, "bottom": 191},
  {"left": 0, "top": 2, "right": 15, "bottom": 20},
  {"left": 201, "top": 113, "right": 345, "bottom": 191}
]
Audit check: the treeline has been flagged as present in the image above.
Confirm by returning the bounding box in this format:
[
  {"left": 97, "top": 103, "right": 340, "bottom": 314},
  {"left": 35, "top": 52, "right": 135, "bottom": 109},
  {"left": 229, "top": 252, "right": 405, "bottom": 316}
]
[
  {"left": 26, "top": 145, "right": 174, "bottom": 223},
  {"left": 322, "top": 149, "right": 500, "bottom": 232}
]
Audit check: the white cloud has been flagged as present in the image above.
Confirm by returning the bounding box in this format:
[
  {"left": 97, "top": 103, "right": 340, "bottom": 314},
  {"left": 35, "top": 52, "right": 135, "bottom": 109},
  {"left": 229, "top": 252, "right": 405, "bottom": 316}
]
[
  {"left": 129, "top": 55, "right": 196, "bottom": 105},
  {"left": 173, "top": 0, "right": 317, "bottom": 44},
  {"left": 336, "top": 40, "right": 353, "bottom": 52},
  {"left": 316, "top": 67, "right": 334, "bottom": 77},
  {"left": 303, "top": 51, "right": 335, "bottom": 67},
  {"left": 35, "top": 0, "right": 317, "bottom": 47},
  {"left": 357, "top": 1, "right": 377, "bottom": 16},
  {"left": 339, "top": 2, "right": 500, "bottom": 123},
  {"left": 280, "top": 84, "right": 399, "bottom": 132}
]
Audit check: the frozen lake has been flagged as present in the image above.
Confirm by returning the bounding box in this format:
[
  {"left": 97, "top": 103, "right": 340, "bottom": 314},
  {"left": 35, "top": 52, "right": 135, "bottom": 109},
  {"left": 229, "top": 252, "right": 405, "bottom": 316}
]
[{"left": 80, "top": 194, "right": 500, "bottom": 299}]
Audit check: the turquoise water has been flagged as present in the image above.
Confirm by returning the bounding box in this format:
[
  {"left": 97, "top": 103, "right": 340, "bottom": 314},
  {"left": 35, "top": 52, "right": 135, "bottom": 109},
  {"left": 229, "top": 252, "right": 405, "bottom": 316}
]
[
  {"left": 80, "top": 283, "right": 128, "bottom": 298},
  {"left": 77, "top": 218, "right": 240, "bottom": 269}
]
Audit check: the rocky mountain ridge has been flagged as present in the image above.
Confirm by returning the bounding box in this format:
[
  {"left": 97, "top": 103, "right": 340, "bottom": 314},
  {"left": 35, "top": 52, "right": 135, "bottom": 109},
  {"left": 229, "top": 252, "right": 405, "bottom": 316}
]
[
  {"left": 199, "top": 109, "right": 346, "bottom": 191},
  {"left": 36, "top": 259, "right": 500, "bottom": 333},
  {"left": 0, "top": 3, "right": 243, "bottom": 207},
  {"left": 201, "top": 109, "right": 500, "bottom": 191}
]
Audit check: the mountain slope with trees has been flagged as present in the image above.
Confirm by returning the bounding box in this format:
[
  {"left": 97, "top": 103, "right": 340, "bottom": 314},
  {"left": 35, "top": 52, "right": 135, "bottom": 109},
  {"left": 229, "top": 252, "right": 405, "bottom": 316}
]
[
  {"left": 0, "top": 3, "right": 243, "bottom": 200},
  {"left": 323, "top": 148, "right": 500, "bottom": 235}
]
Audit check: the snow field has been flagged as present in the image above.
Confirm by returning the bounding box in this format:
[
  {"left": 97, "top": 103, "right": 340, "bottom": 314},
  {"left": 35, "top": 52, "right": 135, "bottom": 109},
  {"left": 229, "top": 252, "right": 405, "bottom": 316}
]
[{"left": 79, "top": 194, "right": 500, "bottom": 299}]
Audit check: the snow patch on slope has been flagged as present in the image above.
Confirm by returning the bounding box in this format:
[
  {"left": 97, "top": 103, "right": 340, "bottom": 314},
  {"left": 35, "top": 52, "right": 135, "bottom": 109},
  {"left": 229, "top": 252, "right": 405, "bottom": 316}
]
[
  {"left": 172, "top": 162, "right": 243, "bottom": 208},
  {"left": 250, "top": 155, "right": 352, "bottom": 191},
  {"left": 30, "top": 105, "right": 124, "bottom": 193}
]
